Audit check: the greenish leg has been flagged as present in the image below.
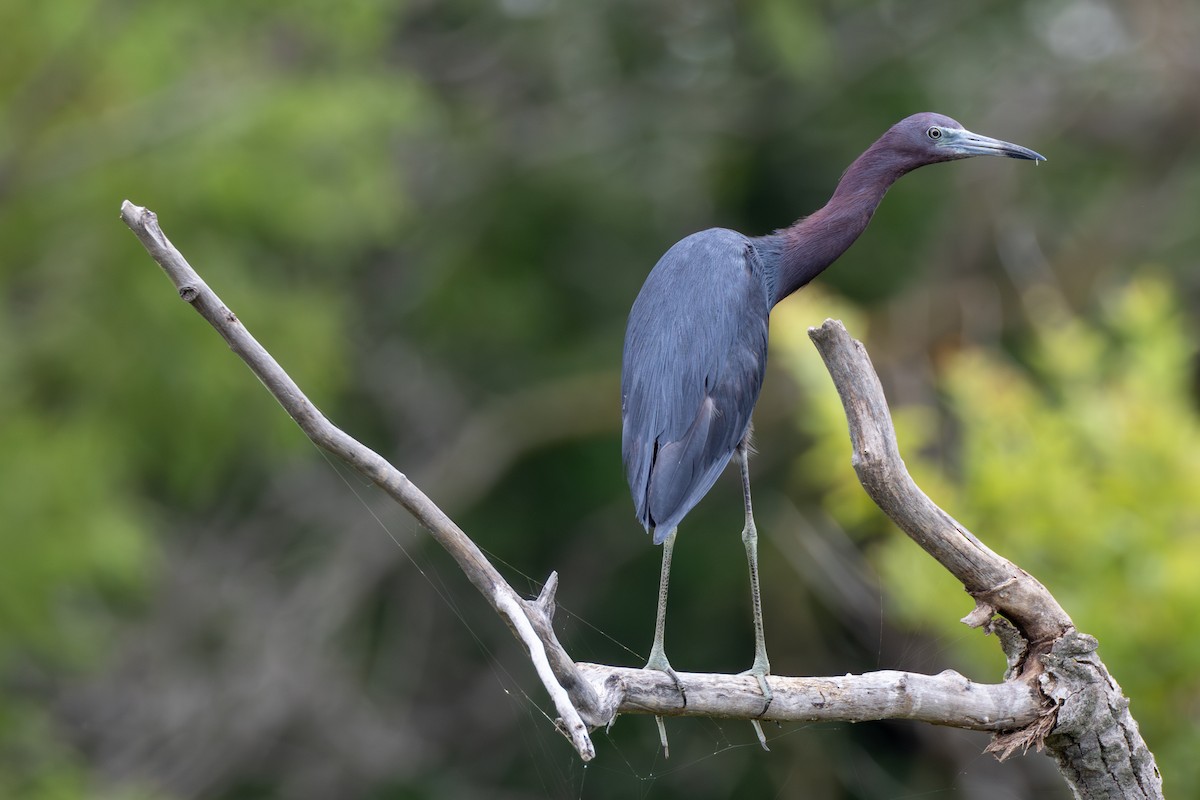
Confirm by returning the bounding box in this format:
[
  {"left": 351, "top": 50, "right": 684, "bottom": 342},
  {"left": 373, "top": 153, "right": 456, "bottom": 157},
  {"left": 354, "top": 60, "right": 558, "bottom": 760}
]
[
  {"left": 737, "top": 447, "right": 772, "bottom": 749},
  {"left": 645, "top": 527, "right": 685, "bottom": 757}
]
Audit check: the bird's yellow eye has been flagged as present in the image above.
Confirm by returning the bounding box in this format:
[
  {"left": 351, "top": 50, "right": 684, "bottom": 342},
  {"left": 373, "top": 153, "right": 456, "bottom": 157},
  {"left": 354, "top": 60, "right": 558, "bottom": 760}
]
[{"left": 927, "top": 127, "right": 942, "bottom": 140}]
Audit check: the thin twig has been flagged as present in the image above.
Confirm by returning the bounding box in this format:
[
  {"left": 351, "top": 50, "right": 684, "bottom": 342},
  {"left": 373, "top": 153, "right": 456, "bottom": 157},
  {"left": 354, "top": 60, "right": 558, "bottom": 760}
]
[{"left": 119, "top": 199, "right": 600, "bottom": 761}]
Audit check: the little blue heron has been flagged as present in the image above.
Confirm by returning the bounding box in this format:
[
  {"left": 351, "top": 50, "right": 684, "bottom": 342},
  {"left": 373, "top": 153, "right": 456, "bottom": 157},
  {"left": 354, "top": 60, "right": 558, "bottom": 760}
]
[{"left": 621, "top": 113, "right": 1044, "bottom": 737}]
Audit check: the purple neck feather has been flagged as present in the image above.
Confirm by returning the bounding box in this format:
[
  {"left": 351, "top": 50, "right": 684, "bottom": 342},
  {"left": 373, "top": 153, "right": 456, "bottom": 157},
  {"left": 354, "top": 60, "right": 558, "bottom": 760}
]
[{"left": 762, "top": 134, "right": 918, "bottom": 306}]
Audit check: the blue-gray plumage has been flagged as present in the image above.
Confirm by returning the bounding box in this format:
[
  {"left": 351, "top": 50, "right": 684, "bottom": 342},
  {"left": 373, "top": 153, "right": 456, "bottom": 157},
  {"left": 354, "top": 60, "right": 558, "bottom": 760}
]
[
  {"left": 620, "top": 112, "right": 1044, "bottom": 754},
  {"left": 622, "top": 228, "right": 769, "bottom": 544}
]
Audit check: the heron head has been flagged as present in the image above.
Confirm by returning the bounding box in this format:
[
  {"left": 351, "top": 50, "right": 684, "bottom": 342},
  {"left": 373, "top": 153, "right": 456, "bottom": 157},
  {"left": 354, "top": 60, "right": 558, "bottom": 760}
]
[{"left": 890, "top": 112, "right": 1046, "bottom": 165}]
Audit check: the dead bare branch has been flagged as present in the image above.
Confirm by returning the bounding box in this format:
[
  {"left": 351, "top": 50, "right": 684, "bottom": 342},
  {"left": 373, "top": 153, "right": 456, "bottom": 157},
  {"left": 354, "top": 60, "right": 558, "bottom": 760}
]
[
  {"left": 576, "top": 664, "right": 1041, "bottom": 730},
  {"left": 119, "top": 200, "right": 603, "bottom": 761},
  {"left": 807, "top": 318, "right": 1162, "bottom": 799},
  {"left": 120, "top": 204, "right": 1162, "bottom": 797}
]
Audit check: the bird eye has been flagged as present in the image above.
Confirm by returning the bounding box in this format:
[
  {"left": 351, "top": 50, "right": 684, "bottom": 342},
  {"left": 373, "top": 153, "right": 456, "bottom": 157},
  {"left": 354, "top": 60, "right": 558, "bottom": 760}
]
[{"left": 926, "top": 127, "right": 942, "bottom": 140}]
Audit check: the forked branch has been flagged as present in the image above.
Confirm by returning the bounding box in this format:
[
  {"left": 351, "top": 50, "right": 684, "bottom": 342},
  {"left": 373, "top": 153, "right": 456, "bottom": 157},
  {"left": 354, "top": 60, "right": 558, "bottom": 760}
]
[
  {"left": 807, "top": 319, "right": 1162, "bottom": 799},
  {"left": 122, "top": 204, "right": 1161, "bottom": 797}
]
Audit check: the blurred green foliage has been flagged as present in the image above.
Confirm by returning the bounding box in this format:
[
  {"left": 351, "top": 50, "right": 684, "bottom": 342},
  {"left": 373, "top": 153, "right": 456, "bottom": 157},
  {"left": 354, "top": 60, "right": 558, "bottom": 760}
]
[
  {"left": 775, "top": 276, "right": 1200, "bottom": 794},
  {"left": 2, "top": 1, "right": 387, "bottom": 795}
]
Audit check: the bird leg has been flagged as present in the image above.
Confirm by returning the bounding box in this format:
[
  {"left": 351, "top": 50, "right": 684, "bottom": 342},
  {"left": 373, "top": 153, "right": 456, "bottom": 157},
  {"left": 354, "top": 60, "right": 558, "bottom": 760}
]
[
  {"left": 736, "top": 447, "right": 773, "bottom": 749},
  {"left": 645, "top": 528, "right": 686, "bottom": 694},
  {"left": 645, "top": 527, "right": 685, "bottom": 757}
]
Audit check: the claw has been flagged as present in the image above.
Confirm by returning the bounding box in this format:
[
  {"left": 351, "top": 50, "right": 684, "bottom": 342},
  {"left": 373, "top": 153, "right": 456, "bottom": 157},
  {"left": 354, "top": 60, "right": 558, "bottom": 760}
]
[
  {"left": 645, "top": 648, "right": 686, "bottom": 759},
  {"left": 739, "top": 660, "right": 772, "bottom": 752},
  {"left": 742, "top": 666, "right": 772, "bottom": 707},
  {"left": 739, "top": 656, "right": 773, "bottom": 712},
  {"left": 749, "top": 719, "right": 770, "bottom": 752},
  {"left": 645, "top": 649, "right": 687, "bottom": 707},
  {"left": 654, "top": 716, "right": 671, "bottom": 759}
]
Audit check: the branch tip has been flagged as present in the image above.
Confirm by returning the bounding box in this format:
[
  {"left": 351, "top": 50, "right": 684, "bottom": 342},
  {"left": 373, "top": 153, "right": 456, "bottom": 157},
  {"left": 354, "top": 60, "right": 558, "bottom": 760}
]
[
  {"left": 806, "top": 317, "right": 847, "bottom": 344},
  {"left": 120, "top": 200, "right": 603, "bottom": 762},
  {"left": 535, "top": 571, "right": 559, "bottom": 613}
]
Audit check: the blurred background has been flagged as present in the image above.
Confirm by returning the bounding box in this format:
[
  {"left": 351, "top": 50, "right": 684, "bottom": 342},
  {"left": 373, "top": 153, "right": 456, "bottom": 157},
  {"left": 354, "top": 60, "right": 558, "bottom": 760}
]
[{"left": 3, "top": 0, "right": 1199, "bottom": 797}]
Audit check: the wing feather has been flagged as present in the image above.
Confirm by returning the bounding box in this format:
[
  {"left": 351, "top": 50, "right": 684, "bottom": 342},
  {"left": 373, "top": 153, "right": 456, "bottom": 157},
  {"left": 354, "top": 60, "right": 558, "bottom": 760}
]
[{"left": 621, "top": 228, "right": 770, "bottom": 541}]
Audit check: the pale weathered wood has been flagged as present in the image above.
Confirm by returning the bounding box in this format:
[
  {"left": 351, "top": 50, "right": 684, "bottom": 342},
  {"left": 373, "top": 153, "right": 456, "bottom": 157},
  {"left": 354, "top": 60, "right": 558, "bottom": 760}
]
[
  {"left": 119, "top": 200, "right": 602, "bottom": 761},
  {"left": 1041, "top": 632, "right": 1163, "bottom": 799},
  {"left": 807, "top": 319, "right": 1162, "bottom": 799},
  {"left": 807, "top": 319, "right": 1074, "bottom": 647},
  {"left": 121, "top": 203, "right": 1163, "bottom": 796},
  {"left": 576, "top": 664, "right": 1042, "bottom": 730}
]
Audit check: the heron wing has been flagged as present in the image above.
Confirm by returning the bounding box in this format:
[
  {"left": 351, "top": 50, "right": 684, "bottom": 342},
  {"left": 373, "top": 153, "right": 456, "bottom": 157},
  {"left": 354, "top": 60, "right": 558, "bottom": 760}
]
[{"left": 621, "top": 228, "right": 770, "bottom": 542}]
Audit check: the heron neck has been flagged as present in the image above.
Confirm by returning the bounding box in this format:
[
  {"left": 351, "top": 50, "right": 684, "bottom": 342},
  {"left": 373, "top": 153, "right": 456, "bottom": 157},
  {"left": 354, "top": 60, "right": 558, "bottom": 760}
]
[{"left": 765, "top": 142, "right": 911, "bottom": 306}]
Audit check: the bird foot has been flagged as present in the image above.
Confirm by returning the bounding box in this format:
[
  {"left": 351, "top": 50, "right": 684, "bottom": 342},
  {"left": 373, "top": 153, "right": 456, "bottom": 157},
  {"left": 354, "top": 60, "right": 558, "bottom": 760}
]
[
  {"left": 644, "top": 649, "right": 687, "bottom": 707},
  {"left": 749, "top": 719, "right": 770, "bottom": 752},
  {"left": 654, "top": 716, "right": 671, "bottom": 759},
  {"left": 739, "top": 659, "right": 773, "bottom": 752},
  {"left": 644, "top": 650, "right": 685, "bottom": 759},
  {"left": 739, "top": 657, "right": 773, "bottom": 713}
]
